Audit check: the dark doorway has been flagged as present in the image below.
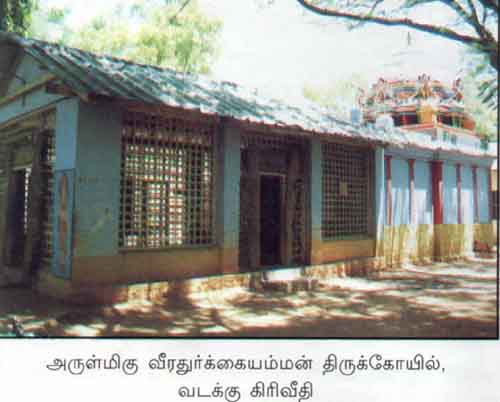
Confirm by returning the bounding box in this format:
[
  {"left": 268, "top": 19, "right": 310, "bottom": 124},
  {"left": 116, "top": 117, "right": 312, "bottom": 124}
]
[{"left": 260, "top": 175, "right": 282, "bottom": 266}]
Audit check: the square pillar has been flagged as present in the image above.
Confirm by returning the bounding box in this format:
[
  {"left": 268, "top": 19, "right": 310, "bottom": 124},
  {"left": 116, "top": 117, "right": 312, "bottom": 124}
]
[
  {"left": 52, "top": 99, "right": 122, "bottom": 279},
  {"left": 216, "top": 123, "right": 241, "bottom": 274},
  {"left": 309, "top": 138, "right": 323, "bottom": 265},
  {"left": 431, "top": 161, "right": 444, "bottom": 225},
  {"left": 52, "top": 99, "right": 79, "bottom": 278},
  {"left": 472, "top": 165, "right": 479, "bottom": 223},
  {"left": 408, "top": 159, "right": 416, "bottom": 225},
  {"left": 456, "top": 164, "right": 462, "bottom": 224},
  {"left": 375, "top": 147, "right": 386, "bottom": 257},
  {"left": 384, "top": 154, "right": 392, "bottom": 226}
]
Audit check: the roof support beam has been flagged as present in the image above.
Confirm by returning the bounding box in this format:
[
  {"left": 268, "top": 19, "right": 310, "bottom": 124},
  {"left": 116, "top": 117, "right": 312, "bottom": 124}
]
[{"left": 0, "top": 74, "right": 56, "bottom": 108}]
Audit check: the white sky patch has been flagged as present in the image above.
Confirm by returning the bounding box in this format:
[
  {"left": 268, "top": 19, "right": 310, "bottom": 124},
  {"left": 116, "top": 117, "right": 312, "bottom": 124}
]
[{"left": 40, "top": 0, "right": 465, "bottom": 102}]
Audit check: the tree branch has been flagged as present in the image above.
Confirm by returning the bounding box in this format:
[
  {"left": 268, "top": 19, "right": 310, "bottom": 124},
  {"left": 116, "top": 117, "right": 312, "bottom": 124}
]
[
  {"left": 476, "top": 0, "right": 499, "bottom": 12},
  {"left": 466, "top": 0, "right": 481, "bottom": 24},
  {"left": 168, "top": 0, "right": 191, "bottom": 23},
  {"left": 296, "top": 0, "right": 483, "bottom": 46}
]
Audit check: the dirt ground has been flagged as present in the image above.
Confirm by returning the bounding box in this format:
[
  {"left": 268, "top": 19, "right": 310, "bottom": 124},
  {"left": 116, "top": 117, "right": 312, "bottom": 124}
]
[{"left": 0, "top": 258, "right": 497, "bottom": 338}]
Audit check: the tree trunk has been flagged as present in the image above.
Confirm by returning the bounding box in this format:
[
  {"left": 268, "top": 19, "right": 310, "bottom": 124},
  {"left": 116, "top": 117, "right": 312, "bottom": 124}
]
[{"left": 489, "top": 45, "right": 499, "bottom": 71}]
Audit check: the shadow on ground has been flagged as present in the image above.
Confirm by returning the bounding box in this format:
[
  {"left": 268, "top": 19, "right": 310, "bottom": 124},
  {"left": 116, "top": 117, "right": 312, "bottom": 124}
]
[{"left": 0, "top": 259, "right": 497, "bottom": 338}]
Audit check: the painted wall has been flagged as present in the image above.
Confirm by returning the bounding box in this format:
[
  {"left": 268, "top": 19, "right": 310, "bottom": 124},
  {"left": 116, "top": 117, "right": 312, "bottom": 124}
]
[
  {"left": 384, "top": 225, "right": 434, "bottom": 266},
  {"left": 216, "top": 124, "right": 241, "bottom": 273},
  {"left": 0, "top": 87, "right": 63, "bottom": 126},
  {"left": 391, "top": 158, "right": 410, "bottom": 225},
  {"left": 322, "top": 239, "right": 375, "bottom": 263},
  {"left": 74, "top": 101, "right": 122, "bottom": 258},
  {"left": 51, "top": 99, "right": 79, "bottom": 279},
  {"left": 49, "top": 99, "right": 223, "bottom": 286},
  {"left": 54, "top": 99, "right": 79, "bottom": 171},
  {"left": 6, "top": 55, "right": 48, "bottom": 95},
  {"left": 443, "top": 163, "right": 458, "bottom": 224},
  {"left": 72, "top": 247, "right": 220, "bottom": 286},
  {"left": 414, "top": 160, "right": 432, "bottom": 224},
  {"left": 51, "top": 99, "right": 123, "bottom": 278},
  {"left": 434, "top": 224, "right": 473, "bottom": 260}
]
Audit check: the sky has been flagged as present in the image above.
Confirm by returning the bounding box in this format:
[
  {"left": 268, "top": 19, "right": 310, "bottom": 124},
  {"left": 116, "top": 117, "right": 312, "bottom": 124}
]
[{"left": 39, "top": 0, "right": 466, "bottom": 103}]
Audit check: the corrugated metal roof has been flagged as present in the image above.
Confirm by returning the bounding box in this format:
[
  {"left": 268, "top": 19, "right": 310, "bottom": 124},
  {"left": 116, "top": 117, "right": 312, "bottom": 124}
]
[{"left": 0, "top": 32, "right": 496, "bottom": 159}]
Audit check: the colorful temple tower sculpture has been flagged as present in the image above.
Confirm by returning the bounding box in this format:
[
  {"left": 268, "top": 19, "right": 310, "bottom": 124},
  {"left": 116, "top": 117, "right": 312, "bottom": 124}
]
[
  {"left": 361, "top": 75, "right": 476, "bottom": 135},
  {"left": 361, "top": 75, "right": 497, "bottom": 265}
]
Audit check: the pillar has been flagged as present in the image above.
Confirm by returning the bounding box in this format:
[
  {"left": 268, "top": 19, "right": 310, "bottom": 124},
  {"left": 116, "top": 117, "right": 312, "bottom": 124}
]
[
  {"left": 431, "top": 161, "right": 444, "bottom": 225},
  {"left": 375, "top": 147, "right": 385, "bottom": 257},
  {"left": 309, "top": 138, "right": 323, "bottom": 265},
  {"left": 456, "top": 163, "right": 462, "bottom": 224},
  {"left": 216, "top": 123, "right": 241, "bottom": 274},
  {"left": 52, "top": 99, "right": 78, "bottom": 278},
  {"left": 472, "top": 165, "right": 479, "bottom": 223},
  {"left": 384, "top": 155, "right": 392, "bottom": 226},
  {"left": 52, "top": 99, "right": 122, "bottom": 279},
  {"left": 408, "top": 159, "right": 416, "bottom": 225}
]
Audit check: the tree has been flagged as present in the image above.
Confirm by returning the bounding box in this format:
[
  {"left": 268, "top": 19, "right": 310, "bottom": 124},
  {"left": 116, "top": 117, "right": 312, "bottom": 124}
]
[
  {"left": 461, "top": 65, "right": 498, "bottom": 139},
  {"left": 31, "top": 0, "right": 222, "bottom": 74},
  {"left": 293, "top": 1, "right": 498, "bottom": 111},
  {"left": 0, "top": 0, "right": 36, "bottom": 35},
  {"left": 27, "top": 3, "right": 71, "bottom": 42},
  {"left": 295, "top": 1, "right": 498, "bottom": 71},
  {"left": 302, "top": 73, "right": 369, "bottom": 120}
]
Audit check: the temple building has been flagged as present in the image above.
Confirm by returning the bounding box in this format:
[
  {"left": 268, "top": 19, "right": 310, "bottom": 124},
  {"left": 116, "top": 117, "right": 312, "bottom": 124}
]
[
  {"left": 0, "top": 33, "right": 497, "bottom": 303},
  {"left": 360, "top": 74, "right": 497, "bottom": 262}
]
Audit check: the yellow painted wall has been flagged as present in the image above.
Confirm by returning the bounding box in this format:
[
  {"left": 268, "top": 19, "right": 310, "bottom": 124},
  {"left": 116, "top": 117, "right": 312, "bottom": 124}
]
[
  {"left": 71, "top": 247, "right": 220, "bottom": 286},
  {"left": 381, "top": 224, "right": 487, "bottom": 265},
  {"left": 473, "top": 223, "right": 497, "bottom": 251},
  {"left": 321, "top": 238, "right": 375, "bottom": 263},
  {"left": 383, "top": 225, "right": 434, "bottom": 266},
  {"left": 434, "top": 224, "right": 474, "bottom": 260}
]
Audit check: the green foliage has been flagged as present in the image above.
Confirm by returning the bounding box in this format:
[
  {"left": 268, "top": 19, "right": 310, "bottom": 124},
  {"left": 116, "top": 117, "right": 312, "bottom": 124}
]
[
  {"left": 27, "top": 3, "right": 71, "bottom": 42},
  {"left": 0, "top": 0, "right": 36, "bottom": 35},
  {"left": 302, "top": 73, "right": 369, "bottom": 120},
  {"left": 30, "top": 0, "right": 222, "bottom": 74},
  {"left": 461, "top": 73, "right": 498, "bottom": 141}
]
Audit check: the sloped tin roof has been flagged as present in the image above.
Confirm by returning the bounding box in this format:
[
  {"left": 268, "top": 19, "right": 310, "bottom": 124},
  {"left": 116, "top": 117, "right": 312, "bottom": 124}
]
[{"left": 0, "top": 32, "right": 495, "bottom": 159}]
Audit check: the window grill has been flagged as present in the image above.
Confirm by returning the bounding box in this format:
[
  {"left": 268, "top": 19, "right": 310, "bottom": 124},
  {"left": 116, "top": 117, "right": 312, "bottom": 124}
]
[
  {"left": 41, "top": 130, "right": 55, "bottom": 265},
  {"left": 322, "top": 142, "right": 372, "bottom": 239},
  {"left": 242, "top": 132, "right": 306, "bottom": 151},
  {"left": 120, "top": 112, "right": 215, "bottom": 249},
  {"left": 291, "top": 177, "right": 305, "bottom": 262},
  {"left": 23, "top": 167, "right": 32, "bottom": 235}
]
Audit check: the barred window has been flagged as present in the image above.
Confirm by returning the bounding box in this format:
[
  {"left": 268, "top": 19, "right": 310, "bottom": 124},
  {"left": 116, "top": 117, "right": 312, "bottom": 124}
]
[
  {"left": 322, "top": 142, "right": 372, "bottom": 239},
  {"left": 120, "top": 113, "right": 215, "bottom": 249},
  {"left": 41, "top": 129, "right": 56, "bottom": 266}
]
